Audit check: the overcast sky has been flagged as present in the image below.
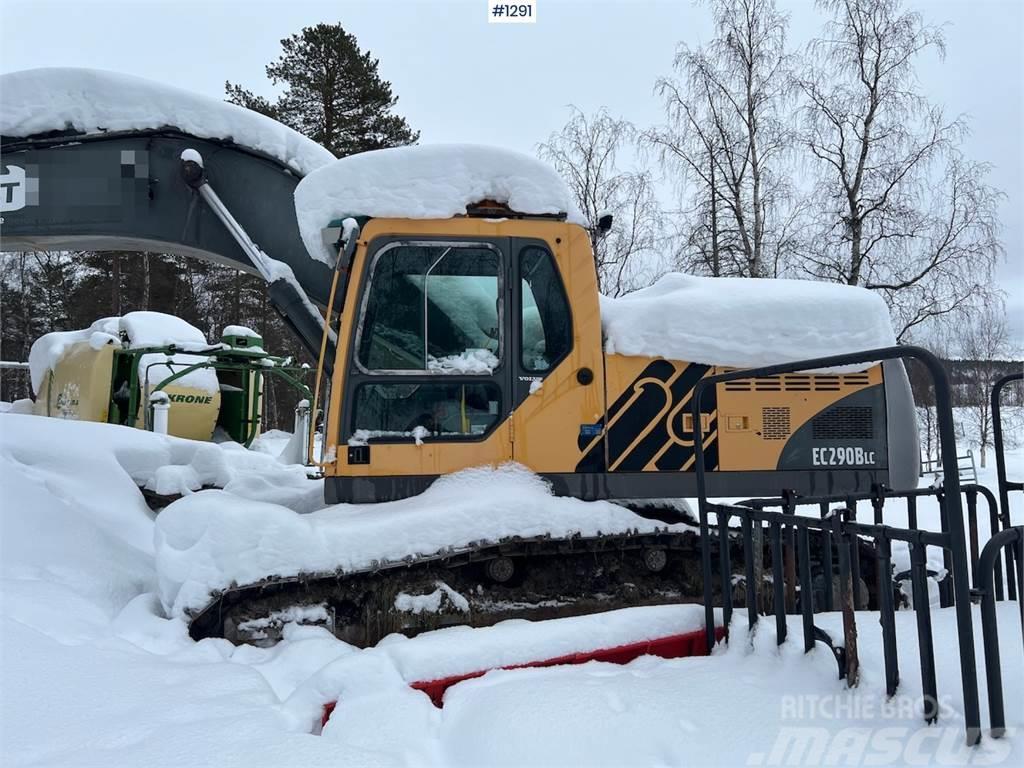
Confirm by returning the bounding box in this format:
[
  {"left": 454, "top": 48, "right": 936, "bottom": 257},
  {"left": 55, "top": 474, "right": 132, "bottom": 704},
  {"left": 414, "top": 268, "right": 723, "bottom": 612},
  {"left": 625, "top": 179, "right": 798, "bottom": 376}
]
[{"left": 2, "top": 0, "right": 1020, "bottom": 338}]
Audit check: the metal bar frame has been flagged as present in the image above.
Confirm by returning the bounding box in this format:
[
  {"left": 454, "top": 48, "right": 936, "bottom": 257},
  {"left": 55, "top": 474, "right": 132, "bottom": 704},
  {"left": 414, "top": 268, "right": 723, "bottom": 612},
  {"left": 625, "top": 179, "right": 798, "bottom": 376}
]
[
  {"left": 992, "top": 372, "right": 1022, "bottom": 600},
  {"left": 976, "top": 526, "right": 1023, "bottom": 739},
  {"left": 690, "top": 345, "right": 981, "bottom": 745}
]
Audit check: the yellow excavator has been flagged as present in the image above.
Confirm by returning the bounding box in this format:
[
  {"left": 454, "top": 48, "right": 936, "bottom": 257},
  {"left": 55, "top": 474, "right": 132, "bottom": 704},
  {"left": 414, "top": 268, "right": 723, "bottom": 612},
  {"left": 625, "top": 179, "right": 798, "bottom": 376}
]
[{"left": 2, "top": 68, "right": 918, "bottom": 646}]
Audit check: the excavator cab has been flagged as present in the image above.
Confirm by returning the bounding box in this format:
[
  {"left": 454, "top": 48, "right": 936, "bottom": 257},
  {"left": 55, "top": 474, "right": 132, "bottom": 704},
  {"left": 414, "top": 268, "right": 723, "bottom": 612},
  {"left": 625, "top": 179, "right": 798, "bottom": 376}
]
[
  {"left": 323, "top": 212, "right": 918, "bottom": 505},
  {"left": 325, "top": 217, "right": 607, "bottom": 503}
]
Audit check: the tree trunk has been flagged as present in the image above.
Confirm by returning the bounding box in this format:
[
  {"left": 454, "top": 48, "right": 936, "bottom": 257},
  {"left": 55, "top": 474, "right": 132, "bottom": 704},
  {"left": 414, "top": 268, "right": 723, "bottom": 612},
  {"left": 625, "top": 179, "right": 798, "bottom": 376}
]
[
  {"left": 746, "top": 67, "right": 763, "bottom": 278},
  {"left": 111, "top": 252, "right": 122, "bottom": 315},
  {"left": 847, "top": 219, "right": 863, "bottom": 286},
  {"left": 141, "top": 253, "right": 151, "bottom": 310},
  {"left": 709, "top": 154, "right": 720, "bottom": 277}
]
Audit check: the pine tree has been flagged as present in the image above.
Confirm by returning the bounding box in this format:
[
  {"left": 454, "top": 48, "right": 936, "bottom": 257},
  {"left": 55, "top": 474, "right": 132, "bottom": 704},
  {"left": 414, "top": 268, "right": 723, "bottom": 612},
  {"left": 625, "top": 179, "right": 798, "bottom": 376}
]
[{"left": 226, "top": 22, "right": 418, "bottom": 156}]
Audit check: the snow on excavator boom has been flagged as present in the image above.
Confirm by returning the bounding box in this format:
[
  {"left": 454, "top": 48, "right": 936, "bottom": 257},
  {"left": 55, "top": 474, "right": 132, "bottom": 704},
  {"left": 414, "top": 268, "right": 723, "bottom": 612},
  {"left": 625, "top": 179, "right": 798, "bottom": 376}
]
[{"left": 1, "top": 69, "right": 339, "bottom": 368}]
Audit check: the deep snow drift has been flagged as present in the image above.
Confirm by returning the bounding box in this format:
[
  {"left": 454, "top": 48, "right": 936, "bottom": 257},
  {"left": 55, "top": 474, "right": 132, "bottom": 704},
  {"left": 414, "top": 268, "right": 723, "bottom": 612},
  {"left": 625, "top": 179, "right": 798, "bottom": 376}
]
[
  {"left": 0, "top": 68, "right": 334, "bottom": 176},
  {"left": 154, "top": 462, "right": 687, "bottom": 620},
  {"left": 1, "top": 412, "right": 1022, "bottom": 767},
  {"left": 600, "top": 272, "right": 897, "bottom": 368},
  {"left": 293, "top": 144, "right": 587, "bottom": 264}
]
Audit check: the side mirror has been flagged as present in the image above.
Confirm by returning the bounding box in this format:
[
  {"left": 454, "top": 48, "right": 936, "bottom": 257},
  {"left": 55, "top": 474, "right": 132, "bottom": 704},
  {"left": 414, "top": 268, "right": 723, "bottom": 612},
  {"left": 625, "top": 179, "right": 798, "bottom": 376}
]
[
  {"left": 327, "top": 218, "right": 360, "bottom": 272},
  {"left": 597, "top": 213, "right": 614, "bottom": 237},
  {"left": 338, "top": 218, "right": 360, "bottom": 270}
]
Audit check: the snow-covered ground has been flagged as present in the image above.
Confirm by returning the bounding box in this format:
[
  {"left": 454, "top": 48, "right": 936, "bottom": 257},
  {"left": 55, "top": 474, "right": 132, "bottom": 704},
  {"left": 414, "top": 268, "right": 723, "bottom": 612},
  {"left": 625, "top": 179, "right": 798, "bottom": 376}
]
[{"left": 1, "top": 411, "right": 1021, "bottom": 767}]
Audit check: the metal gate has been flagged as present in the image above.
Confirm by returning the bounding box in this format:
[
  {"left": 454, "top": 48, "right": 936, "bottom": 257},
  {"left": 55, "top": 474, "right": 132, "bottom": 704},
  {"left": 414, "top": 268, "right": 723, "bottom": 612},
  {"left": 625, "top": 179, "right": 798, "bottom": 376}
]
[{"left": 689, "top": 346, "right": 1021, "bottom": 747}]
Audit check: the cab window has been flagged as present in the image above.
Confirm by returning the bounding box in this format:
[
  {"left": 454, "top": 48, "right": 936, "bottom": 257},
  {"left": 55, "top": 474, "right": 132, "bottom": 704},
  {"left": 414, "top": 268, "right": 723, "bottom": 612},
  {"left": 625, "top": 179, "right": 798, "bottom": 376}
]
[
  {"left": 520, "top": 246, "right": 571, "bottom": 372},
  {"left": 352, "top": 382, "right": 501, "bottom": 439},
  {"left": 358, "top": 243, "right": 501, "bottom": 372}
]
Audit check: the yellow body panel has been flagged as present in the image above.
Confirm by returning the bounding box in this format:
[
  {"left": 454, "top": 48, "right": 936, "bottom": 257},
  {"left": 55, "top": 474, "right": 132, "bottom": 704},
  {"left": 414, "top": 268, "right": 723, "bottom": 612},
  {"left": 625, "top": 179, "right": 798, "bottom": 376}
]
[
  {"left": 324, "top": 215, "right": 887, "bottom": 488},
  {"left": 326, "top": 216, "right": 598, "bottom": 479},
  {"left": 510, "top": 223, "right": 605, "bottom": 473},
  {"left": 35, "top": 341, "right": 116, "bottom": 422},
  {"left": 598, "top": 355, "right": 882, "bottom": 472},
  {"left": 34, "top": 339, "right": 221, "bottom": 441},
  {"left": 134, "top": 383, "right": 222, "bottom": 442},
  {"left": 715, "top": 367, "right": 882, "bottom": 471}
]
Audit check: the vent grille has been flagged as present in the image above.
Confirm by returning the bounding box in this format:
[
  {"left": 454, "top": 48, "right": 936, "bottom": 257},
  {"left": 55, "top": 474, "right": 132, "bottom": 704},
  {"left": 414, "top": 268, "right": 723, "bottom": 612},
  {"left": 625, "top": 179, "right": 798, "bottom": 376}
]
[
  {"left": 812, "top": 406, "right": 874, "bottom": 440},
  {"left": 762, "top": 407, "right": 791, "bottom": 440},
  {"left": 724, "top": 373, "right": 869, "bottom": 392}
]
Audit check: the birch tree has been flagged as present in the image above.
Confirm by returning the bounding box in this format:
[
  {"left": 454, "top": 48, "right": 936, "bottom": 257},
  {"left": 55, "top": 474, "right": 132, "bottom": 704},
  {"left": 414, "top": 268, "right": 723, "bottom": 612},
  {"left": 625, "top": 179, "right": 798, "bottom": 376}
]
[
  {"left": 538, "top": 107, "right": 664, "bottom": 296},
  {"left": 647, "top": 0, "right": 798, "bottom": 278},
  {"left": 954, "top": 300, "right": 1017, "bottom": 468},
  {"left": 798, "top": 0, "right": 1001, "bottom": 339}
]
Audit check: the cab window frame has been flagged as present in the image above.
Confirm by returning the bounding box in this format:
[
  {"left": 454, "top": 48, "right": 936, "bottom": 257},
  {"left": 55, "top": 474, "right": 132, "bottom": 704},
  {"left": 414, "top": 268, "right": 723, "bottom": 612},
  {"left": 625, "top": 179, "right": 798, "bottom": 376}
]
[
  {"left": 349, "top": 379, "right": 504, "bottom": 443},
  {"left": 517, "top": 242, "right": 574, "bottom": 374},
  {"left": 352, "top": 239, "right": 505, "bottom": 377}
]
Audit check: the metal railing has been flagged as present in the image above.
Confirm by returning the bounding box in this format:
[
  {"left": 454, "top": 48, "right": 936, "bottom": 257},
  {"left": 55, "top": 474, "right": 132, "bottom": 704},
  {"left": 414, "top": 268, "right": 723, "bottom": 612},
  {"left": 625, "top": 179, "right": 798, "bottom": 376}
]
[
  {"left": 921, "top": 449, "right": 977, "bottom": 484},
  {"left": 690, "top": 346, "right": 989, "bottom": 745},
  {"left": 976, "top": 527, "right": 1024, "bottom": 739},
  {"left": 992, "top": 371, "right": 1022, "bottom": 583}
]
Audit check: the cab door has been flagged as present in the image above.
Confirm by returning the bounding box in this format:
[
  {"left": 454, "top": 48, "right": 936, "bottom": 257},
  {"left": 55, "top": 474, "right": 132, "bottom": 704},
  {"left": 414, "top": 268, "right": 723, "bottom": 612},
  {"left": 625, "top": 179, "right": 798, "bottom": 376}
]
[
  {"left": 509, "top": 235, "right": 607, "bottom": 495},
  {"left": 338, "top": 236, "right": 514, "bottom": 500}
]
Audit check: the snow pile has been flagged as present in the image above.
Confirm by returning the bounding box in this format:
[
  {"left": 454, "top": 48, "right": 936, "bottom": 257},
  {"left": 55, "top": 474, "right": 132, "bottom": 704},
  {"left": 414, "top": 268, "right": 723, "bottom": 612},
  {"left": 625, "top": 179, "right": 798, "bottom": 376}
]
[
  {"left": 600, "top": 272, "right": 897, "bottom": 368},
  {"left": 28, "top": 311, "right": 220, "bottom": 396},
  {"left": 394, "top": 582, "right": 471, "bottom": 615},
  {"left": 349, "top": 426, "right": 431, "bottom": 446},
  {"left": 118, "top": 311, "right": 210, "bottom": 349},
  {"left": 324, "top": 609, "right": 1021, "bottom": 767},
  {"left": 222, "top": 324, "right": 261, "bottom": 339},
  {"left": 427, "top": 348, "right": 499, "bottom": 374},
  {"left": 0, "top": 416, "right": 351, "bottom": 765},
  {"left": 1, "top": 68, "right": 334, "bottom": 176},
  {"left": 27, "top": 316, "right": 120, "bottom": 392},
  {"left": 153, "top": 462, "right": 686, "bottom": 619},
  {"left": 0, "top": 414, "right": 320, "bottom": 508},
  {"left": 294, "top": 144, "right": 587, "bottom": 264},
  {"left": 310, "top": 605, "right": 710, "bottom": 704}
]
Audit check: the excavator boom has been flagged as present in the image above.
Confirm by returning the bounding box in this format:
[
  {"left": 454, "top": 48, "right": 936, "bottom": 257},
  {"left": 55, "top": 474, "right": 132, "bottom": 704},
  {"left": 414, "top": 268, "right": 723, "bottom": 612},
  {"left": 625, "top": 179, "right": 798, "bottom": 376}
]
[{"left": 2, "top": 129, "right": 337, "bottom": 367}]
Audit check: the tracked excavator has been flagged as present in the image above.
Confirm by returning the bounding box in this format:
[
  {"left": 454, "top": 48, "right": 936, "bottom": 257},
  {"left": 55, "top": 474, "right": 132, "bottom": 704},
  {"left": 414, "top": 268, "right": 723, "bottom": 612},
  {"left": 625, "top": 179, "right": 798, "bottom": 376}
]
[{"left": 1, "top": 69, "right": 919, "bottom": 647}]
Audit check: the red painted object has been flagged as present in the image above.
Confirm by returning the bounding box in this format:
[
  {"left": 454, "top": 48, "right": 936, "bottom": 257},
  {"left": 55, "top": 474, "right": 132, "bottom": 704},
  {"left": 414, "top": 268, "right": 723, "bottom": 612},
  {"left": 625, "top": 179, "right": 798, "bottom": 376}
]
[{"left": 320, "top": 625, "right": 725, "bottom": 729}]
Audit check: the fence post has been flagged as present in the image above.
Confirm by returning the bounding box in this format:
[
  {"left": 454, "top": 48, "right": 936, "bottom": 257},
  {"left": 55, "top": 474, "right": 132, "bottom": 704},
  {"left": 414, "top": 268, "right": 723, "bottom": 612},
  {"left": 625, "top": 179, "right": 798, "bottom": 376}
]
[
  {"left": 742, "top": 515, "right": 758, "bottom": 632},
  {"left": 783, "top": 492, "right": 798, "bottom": 614},
  {"left": 992, "top": 372, "right": 1022, "bottom": 602},
  {"left": 965, "top": 488, "right": 980, "bottom": 587},
  {"left": 797, "top": 525, "right": 814, "bottom": 653},
  {"left": 877, "top": 533, "right": 900, "bottom": 697},
  {"left": 977, "top": 528, "right": 1023, "bottom": 739},
  {"left": 819, "top": 502, "right": 834, "bottom": 612},
  {"left": 910, "top": 535, "right": 938, "bottom": 723},
  {"left": 834, "top": 510, "right": 859, "bottom": 686},
  {"left": 718, "top": 508, "right": 734, "bottom": 633},
  {"left": 770, "top": 521, "right": 786, "bottom": 645}
]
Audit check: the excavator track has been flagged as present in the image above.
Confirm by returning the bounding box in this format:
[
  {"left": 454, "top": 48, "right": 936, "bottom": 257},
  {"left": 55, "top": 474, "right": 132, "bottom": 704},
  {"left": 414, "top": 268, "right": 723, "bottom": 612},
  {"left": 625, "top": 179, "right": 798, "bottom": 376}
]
[
  {"left": 185, "top": 509, "right": 885, "bottom": 648},
  {"left": 188, "top": 527, "right": 718, "bottom": 647}
]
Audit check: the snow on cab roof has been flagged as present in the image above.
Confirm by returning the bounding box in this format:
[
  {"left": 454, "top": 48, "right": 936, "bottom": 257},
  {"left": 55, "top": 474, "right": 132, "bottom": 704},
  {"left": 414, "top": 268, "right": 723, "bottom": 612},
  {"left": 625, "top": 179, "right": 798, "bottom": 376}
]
[
  {"left": 600, "top": 273, "right": 896, "bottom": 369},
  {"left": 293, "top": 144, "right": 587, "bottom": 265},
  {"left": 0, "top": 68, "right": 335, "bottom": 177}
]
